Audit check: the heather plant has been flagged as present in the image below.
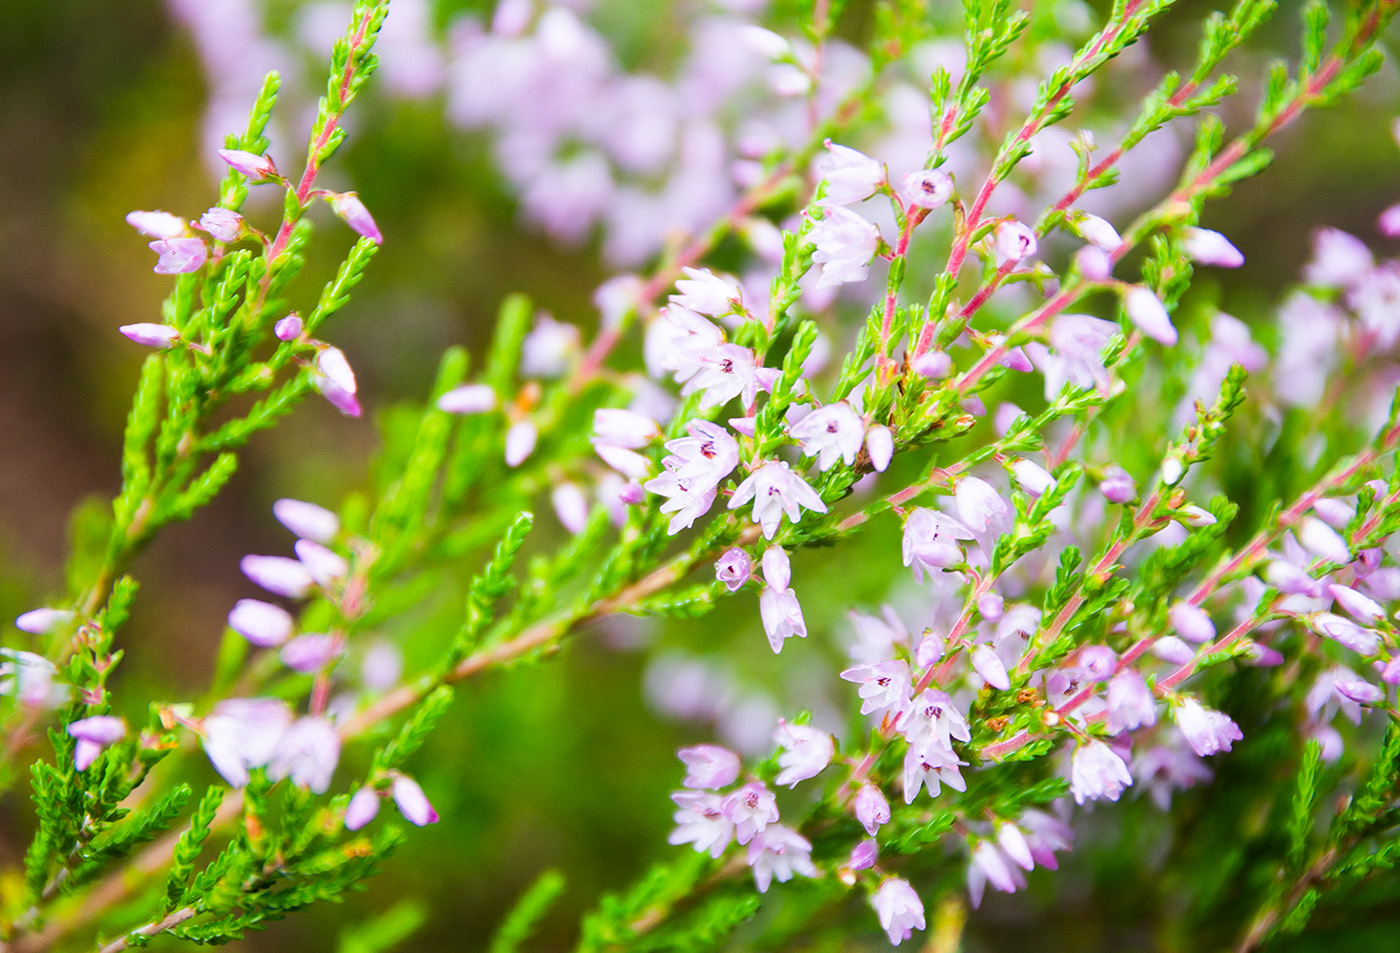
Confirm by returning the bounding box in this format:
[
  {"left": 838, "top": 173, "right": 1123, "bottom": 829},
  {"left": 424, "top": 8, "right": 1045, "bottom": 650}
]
[{"left": 6, "top": 1, "right": 1400, "bottom": 952}]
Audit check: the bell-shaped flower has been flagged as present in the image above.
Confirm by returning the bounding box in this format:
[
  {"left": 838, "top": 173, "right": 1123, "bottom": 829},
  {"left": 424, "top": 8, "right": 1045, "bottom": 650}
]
[
  {"left": 670, "top": 267, "right": 741, "bottom": 316},
  {"left": 391, "top": 775, "right": 439, "bottom": 825},
  {"left": 1106, "top": 669, "right": 1157, "bottom": 734},
  {"left": 217, "top": 148, "right": 278, "bottom": 180},
  {"left": 856, "top": 783, "right": 891, "bottom": 836},
  {"left": 872, "top": 877, "right": 926, "bottom": 946},
  {"left": 119, "top": 324, "right": 180, "bottom": 349},
  {"left": 722, "top": 782, "right": 779, "bottom": 845},
  {"left": 273, "top": 498, "right": 340, "bottom": 543},
  {"left": 268, "top": 715, "right": 340, "bottom": 794},
  {"left": 669, "top": 791, "right": 734, "bottom": 858},
  {"left": 197, "top": 207, "right": 243, "bottom": 243},
  {"left": 759, "top": 585, "right": 807, "bottom": 654},
  {"left": 901, "top": 169, "right": 952, "bottom": 209},
  {"left": 817, "top": 141, "right": 886, "bottom": 205},
  {"left": 728, "top": 460, "right": 827, "bottom": 539},
  {"left": 901, "top": 508, "right": 972, "bottom": 581},
  {"left": 809, "top": 204, "right": 880, "bottom": 289},
  {"left": 1183, "top": 227, "right": 1244, "bottom": 267},
  {"left": 1069, "top": 739, "right": 1133, "bottom": 804},
  {"left": 773, "top": 721, "right": 833, "bottom": 787},
  {"left": 746, "top": 823, "right": 817, "bottom": 893},
  {"left": 344, "top": 786, "right": 381, "bottom": 831},
  {"left": 840, "top": 659, "right": 911, "bottom": 719},
  {"left": 227, "top": 599, "right": 294, "bottom": 648},
  {"left": 994, "top": 220, "right": 1037, "bottom": 262},
  {"left": 1072, "top": 212, "right": 1123, "bottom": 251},
  {"left": 971, "top": 644, "right": 1011, "bottom": 690},
  {"left": 715, "top": 548, "right": 753, "bottom": 591},
  {"left": 202, "top": 698, "right": 292, "bottom": 788},
  {"left": 149, "top": 237, "right": 208, "bottom": 274},
  {"left": 678, "top": 744, "right": 742, "bottom": 789},
  {"left": 1171, "top": 698, "right": 1242, "bottom": 757},
  {"left": 327, "top": 191, "right": 382, "bottom": 244},
  {"left": 1125, "top": 287, "right": 1177, "bottom": 346},
  {"left": 790, "top": 401, "right": 864, "bottom": 471},
  {"left": 902, "top": 739, "right": 967, "bottom": 802},
  {"left": 1169, "top": 601, "right": 1215, "bottom": 644}
]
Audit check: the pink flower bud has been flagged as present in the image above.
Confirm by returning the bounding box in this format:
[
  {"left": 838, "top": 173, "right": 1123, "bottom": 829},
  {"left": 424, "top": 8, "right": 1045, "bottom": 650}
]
[
  {"left": 316, "top": 346, "right": 357, "bottom": 397},
  {"left": 279, "top": 633, "right": 341, "bottom": 673},
  {"left": 295, "top": 539, "right": 348, "bottom": 587},
  {"left": 971, "top": 644, "right": 1011, "bottom": 690},
  {"left": 849, "top": 838, "right": 879, "bottom": 870},
  {"left": 855, "top": 783, "right": 890, "bottom": 835},
  {"left": 1078, "top": 645, "right": 1117, "bottom": 679},
  {"left": 994, "top": 220, "right": 1037, "bottom": 262},
  {"left": 392, "top": 775, "right": 439, "bottom": 826},
  {"left": 241, "top": 555, "right": 314, "bottom": 599},
  {"left": 117, "top": 322, "right": 180, "bottom": 349},
  {"left": 504, "top": 420, "right": 538, "bottom": 467},
  {"left": 978, "top": 592, "right": 1004, "bottom": 621},
  {"left": 273, "top": 499, "right": 340, "bottom": 543},
  {"left": 227, "top": 599, "right": 294, "bottom": 647},
  {"left": 1011, "top": 458, "right": 1056, "bottom": 496},
  {"left": 1151, "top": 636, "right": 1195, "bottom": 664},
  {"left": 912, "top": 350, "right": 952, "bottom": 378},
  {"left": 1107, "top": 669, "right": 1156, "bottom": 733},
  {"left": 901, "top": 169, "right": 953, "bottom": 209},
  {"left": 125, "top": 210, "right": 187, "bottom": 238},
  {"left": 1378, "top": 203, "right": 1400, "bottom": 239},
  {"left": 344, "top": 786, "right": 381, "bottom": 830},
  {"left": 761, "top": 546, "right": 791, "bottom": 591},
  {"left": 149, "top": 237, "right": 207, "bottom": 274},
  {"left": 1334, "top": 678, "right": 1384, "bottom": 705},
  {"left": 197, "top": 207, "right": 244, "bottom": 243},
  {"left": 437, "top": 383, "right": 497, "bottom": 415},
  {"left": 313, "top": 375, "right": 362, "bottom": 417},
  {"left": 551, "top": 482, "right": 590, "bottom": 534},
  {"left": 217, "top": 149, "right": 279, "bottom": 180},
  {"left": 1074, "top": 245, "right": 1114, "bottom": 280},
  {"left": 1182, "top": 227, "right": 1244, "bottom": 267},
  {"left": 997, "top": 823, "right": 1034, "bottom": 871},
  {"left": 1125, "top": 287, "right": 1177, "bottom": 346},
  {"left": 1298, "top": 517, "right": 1351, "bottom": 564},
  {"left": 715, "top": 549, "right": 753, "bottom": 591},
  {"left": 274, "top": 315, "right": 303, "bottom": 341},
  {"left": 1329, "top": 584, "right": 1386, "bottom": 624},
  {"left": 618, "top": 480, "right": 646, "bottom": 505},
  {"left": 865, "top": 425, "right": 894, "bottom": 472},
  {"left": 1169, "top": 601, "right": 1215, "bottom": 644},
  {"left": 328, "top": 191, "right": 382, "bottom": 244},
  {"left": 1074, "top": 212, "right": 1123, "bottom": 251},
  {"left": 593, "top": 408, "right": 660, "bottom": 448},
  {"left": 15, "top": 608, "right": 74, "bottom": 634},
  {"left": 1313, "top": 497, "right": 1355, "bottom": 528}
]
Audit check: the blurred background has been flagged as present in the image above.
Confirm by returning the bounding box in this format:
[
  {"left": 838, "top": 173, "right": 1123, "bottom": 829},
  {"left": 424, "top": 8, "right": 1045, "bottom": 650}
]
[{"left": 0, "top": 0, "right": 1397, "bottom": 950}]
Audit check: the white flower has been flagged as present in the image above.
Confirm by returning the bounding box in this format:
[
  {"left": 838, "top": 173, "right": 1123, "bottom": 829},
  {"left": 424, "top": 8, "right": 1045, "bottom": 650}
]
[
  {"left": 816, "top": 141, "right": 886, "bottom": 205},
  {"left": 728, "top": 461, "right": 828, "bottom": 538},
  {"left": 789, "top": 401, "right": 865, "bottom": 470},
  {"left": 809, "top": 204, "right": 880, "bottom": 289},
  {"left": 872, "top": 878, "right": 926, "bottom": 946},
  {"left": 1069, "top": 739, "right": 1133, "bottom": 804},
  {"left": 670, "top": 267, "right": 741, "bottom": 316}
]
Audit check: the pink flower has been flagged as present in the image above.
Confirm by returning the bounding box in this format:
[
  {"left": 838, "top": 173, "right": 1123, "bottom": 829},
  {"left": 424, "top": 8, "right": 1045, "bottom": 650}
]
[
  {"left": 722, "top": 782, "right": 779, "bottom": 845},
  {"left": 273, "top": 498, "right": 340, "bottom": 543},
  {"left": 968, "top": 840, "right": 1025, "bottom": 907},
  {"left": 125, "top": 210, "right": 187, "bottom": 238},
  {"left": 201, "top": 698, "right": 293, "bottom": 788},
  {"left": 149, "top": 237, "right": 208, "bottom": 274},
  {"left": 901, "top": 508, "right": 972, "bottom": 581},
  {"left": 1378, "top": 203, "right": 1400, "bottom": 239},
  {"left": 1183, "top": 227, "right": 1244, "bottom": 267},
  {"left": 670, "top": 267, "right": 741, "bottom": 316},
  {"left": 217, "top": 148, "right": 278, "bottom": 180},
  {"left": 504, "top": 420, "right": 538, "bottom": 467},
  {"left": 391, "top": 775, "right": 440, "bottom": 825},
  {"left": 295, "top": 539, "right": 348, "bottom": 588},
  {"left": 817, "top": 141, "right": 886, "bottom": 205},
  {"left": 279, "top": 633, "right": 341, "bottom": 673},
  {"left": 902, "top": 740, "right": 967, "bottom": 802},
  {"left": 1329, "top": 584, "right": 1385, "bottom": 623},
  {"left": 328, "top": 191, "right": 383, "bottom": 244},
  {"left": 955, "top": 476, "right": 1012, "bottom": 538},
  {"left": 1011, "top": 459, "right": 1056, "bottom": 496},
  {"left": 728, "top": 460, "right": 827, "bottom": 539},
  {"left": 266, "top": 716, "right": 340, "bottom": 793},
  {"left": 840, "top": 660, "right": 912, "bottom": 719},
  {"left": 1073, "top": 212, "right": 1123, "bottom": 251},
  {"left": 669, "top": 791, "right": 734, "bottom": 857},
  {"left": 1106, "top": 669, "right": 1157, "bottom": 734},
  {"left": 849, "top": 838, "right": 879, "bottom": 870},
  {"left": 1172, "top": 698, "right": 1242, "bottom": 757},
  {"left": 551, "top": 483, "right": 590, "bottom": 534},
  {"left": 67, "top": 716, "right": 126, "bottom": 771},
  {"left": 855, "top": 783, "right": 891, "bottom": 835},
  {"left": 197, "top": 207, "right": 243, "bottom": 243},
  {"left": 994, "top": 220, "right": 1037, "bottom": 262},
  {"left": 872, "top": 877, "right": 926, "bottom": 946},
  {"left": 790, "top": 402, "right": 865, "bottom": 471},
  {"left": 901, "top": 169, "right": 952, "bottom": 209},
  {"left": 678, "top": 745, "right": 742, "bottom": 789},
  {"left": 866, "top": 425, "right": 894, "bottom": 472},
  {"left": 344, "top": 787, "right": 381, "bottom": 831},
  {"left": 971, "top": 644, "right": 1011, "bottom": 690},
  {"left": 593, "top": 408, "right": 660, "bottom": 449},
  {"left": 119, "top": 324, "right": 180, "bottom": 349},
  {"left": 680, "top": 344, "right": 761, "bottom": 410},
  {"left": 1125, "top": 287, "right": 1177, "bottom": 346},
  {"left": 773, "top": 721, "right": 833, "bottom": 787},
  {"left": 274, "top": 315, "right": 304, "bottom": 341},
  {"left": 1099, "top": 465, "right": 1137, "bottom": 503},
  {"left": 1304, "top": 228, "right": 1372, "bottom": 288},
  {"left": 809, "top": 204, "right": 880, "bottom": 288},
  {"left": 1169, "top": 601, "right": 1215, "bottom": 644},
  {"left": 437, "top": 384, "right": 497, "bottom": 414},
  {"left": 240, "top": 555, "right": 314, "bottom": 599},
  {"left": 1069, "top": 739, "right": 1133, "bottom": 804},
  {"left": 227, "top": 599, "right": 294, "bottom": 648},
  {"left": 746, "top": 824, "right": 817, "bottom": 893},
  {"left": 14, "top": 608, "right": 74, "bottom": 634},
  {"left": 759, "top": 585, "right": 806, "bottom": 654},
  {"left": 715, "top": 549, "right": 753, "bottom": 591}
]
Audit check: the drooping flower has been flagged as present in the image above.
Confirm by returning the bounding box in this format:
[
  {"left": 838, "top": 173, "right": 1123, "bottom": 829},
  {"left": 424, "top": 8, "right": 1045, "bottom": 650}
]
[
  {"left": 855, "top": 783, "right": 892, "bottom": 836},
  {"left": 1099, "top": 465, "right": 1137, "bottom": 503},
  {"left": 279, "top": 633, "right": 342, "bottom": 673},
  {"left": 1329, "top": 584, "right": 1386, "bottom": 623},
  {"left": 1073, "top": 212, "right": 1123, "bottom": 251},
  {"left": 955, "top": 476, "right": 1012, "bottom": 538},
  {"left": 994, "top": 220, "right": 1037, "bottom": 262},
  {"left": 1124, "top": 286, "right": 1178, "bottom": 346},
  {"left": 789, "top": 402, "right": 864, "bottom": 470},
  {"left": 971, "top": 644, "right": 1011, "bottom": 691},
  {"left": 327, "top": 191, "right": 383, "bottom": 244},
  {"left": 809, "top": 204, "right": 880, "bottom": 289},
  {"left": 866, "top": 425, "right": 894, "bottom": 472},
  {"left": 295, "top": 539, "right": 348, "bottom": 588},
  {"left": 715, "top": 548, "right": 753, "bottom": 591},
  {"left": 670, "top": 267, "right": 741, "bottom": 316},
  {"left": 119, "top": 323, "right": 180, "bottom": 349},
  {"left": 901, "top": 508, "right": 972, "bottom": 581},
  {"left": 1169, "top": 601, "right": 1216, "bottom": 644},
  {"left": 1011, "top": 458, "right": 1056, "bottom": 496},
  {"left": 240, "top": 555, "right": 314, "bottom": 600},
  {"left": 871, "top": 877, "right": 926, "bottom": 946},
  {"left": 1106, "top": 669, "right": 1157, "bottom": 734},
  {"left": 197, "top": 207, "right": 244, "bottom": 243},
  {"left": 840, "top": 659, "right": 912, "bottom": 719},
  {"left": 746, "top": 823, "right": 817, "bottom": 893},
  {"left": 344, "top": 786, "right": 381, "bottom": 831},
  {"left": 902, "top": 740, "right": 967, "bottom": 802},
  {"left": 126, "top": 210, "right": 187, "bottom": 238},
  {"left": 217, "top": 148, "right": 278, "bottom": 180},
  {"left": 1069, "top": 739, "right": 1133, "bottom": 804},
  {"left": 773, "top": 721, "right": 833, "bottom": 787},
  {"left": 817, "top": 141, "right": 886, "bottom": 205},
  {"left": 728, "top": 461, "right": 827, "bottom": 539},
  {"left": 1172, "top": 698, "right": 1242, "bottom": 757},
  {"left": 201, "top": 698, "right": 293, "bottom": 788},
  {"left": 0, "top": 649, "right": 68, "bottom": 709},
  {"left": 391, "top": 775, "right": 440, "bottom": 826},
  {"left": 669, "top": 791, "right": 734, "bottom": 858},
  {"left": 679, "top": 343, "right": 761, "bottom": 410},
  {"left": 760, "top": 585, "right": 807, "bottom": 654}
]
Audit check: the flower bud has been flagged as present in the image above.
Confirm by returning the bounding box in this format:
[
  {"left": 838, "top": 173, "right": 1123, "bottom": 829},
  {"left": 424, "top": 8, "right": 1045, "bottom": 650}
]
[
  {"left": 240, "top": 555, "right": 314, "bottom": 599},
  {"left": 227, "top": 599, "right": 294, "bottom": 648},
  {"left": 504, "top": 420, "right": 538, "bottom": 467},
  {"left": 849, "top": 838, "right": 879, "bottom": 871},
  {"left": 197, "top": 207, "right": 243, "bottom": 243},
  {"left": 994, "top": 220, "right": 1037, "bottom": 262},
  {"left": 295, "top": 539, "right": 348, "bottom": 588},
  {"left": 273, "top": 499, "right": 340, "bottom": 543},
  {"left": 328, "top": 191, "right": 382, "bottom": 244},
  {"left": 1169, "top": 601, "right": 1215, "bottom": 644},
  {"left": 1182, "top": 227, "right": 1244, "bottom": 267},
  {"left": 971, "top": 644, "right": 1011, "bottom": 690},
  {"left": 217, "top": 148, "right": 279, "bottom": 180},
  {"left": 855, "top": 783, "right": 890, "bottom": 835},
  {"left": 437, "top": 384, "right": 497, "bottom": 415},
  {"left": 344, "top": 786, "right": 380, "bottom": 831},
  {"left": 865, "top": 425, "right": 894, "bottom": 472},
  {"left": 149, "top": 237, "right": 207, "bottom": 274},
  {"left": 392, "top": 775, "right": 439, "bottom": 826},
  {"left": 15, "top": 608, "right": 74, "bottom": 635},
  {"left": 274, "top": 314, "right": 304, "bottom": 341},
  {"left": 715, "top": 549, "right": 753, "bottom": 591},
  {"left": 678, "top": 744, "right": 741, "bottom": 789},
  {"left": 125, "top": 210, "right": 187, "bottom": 238},
  {"left": 901, "top": 169, "right": 953, "bottom": 209},
  {"left": 1125, "top": 287, "right": 1177, "bottom": 346}
]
